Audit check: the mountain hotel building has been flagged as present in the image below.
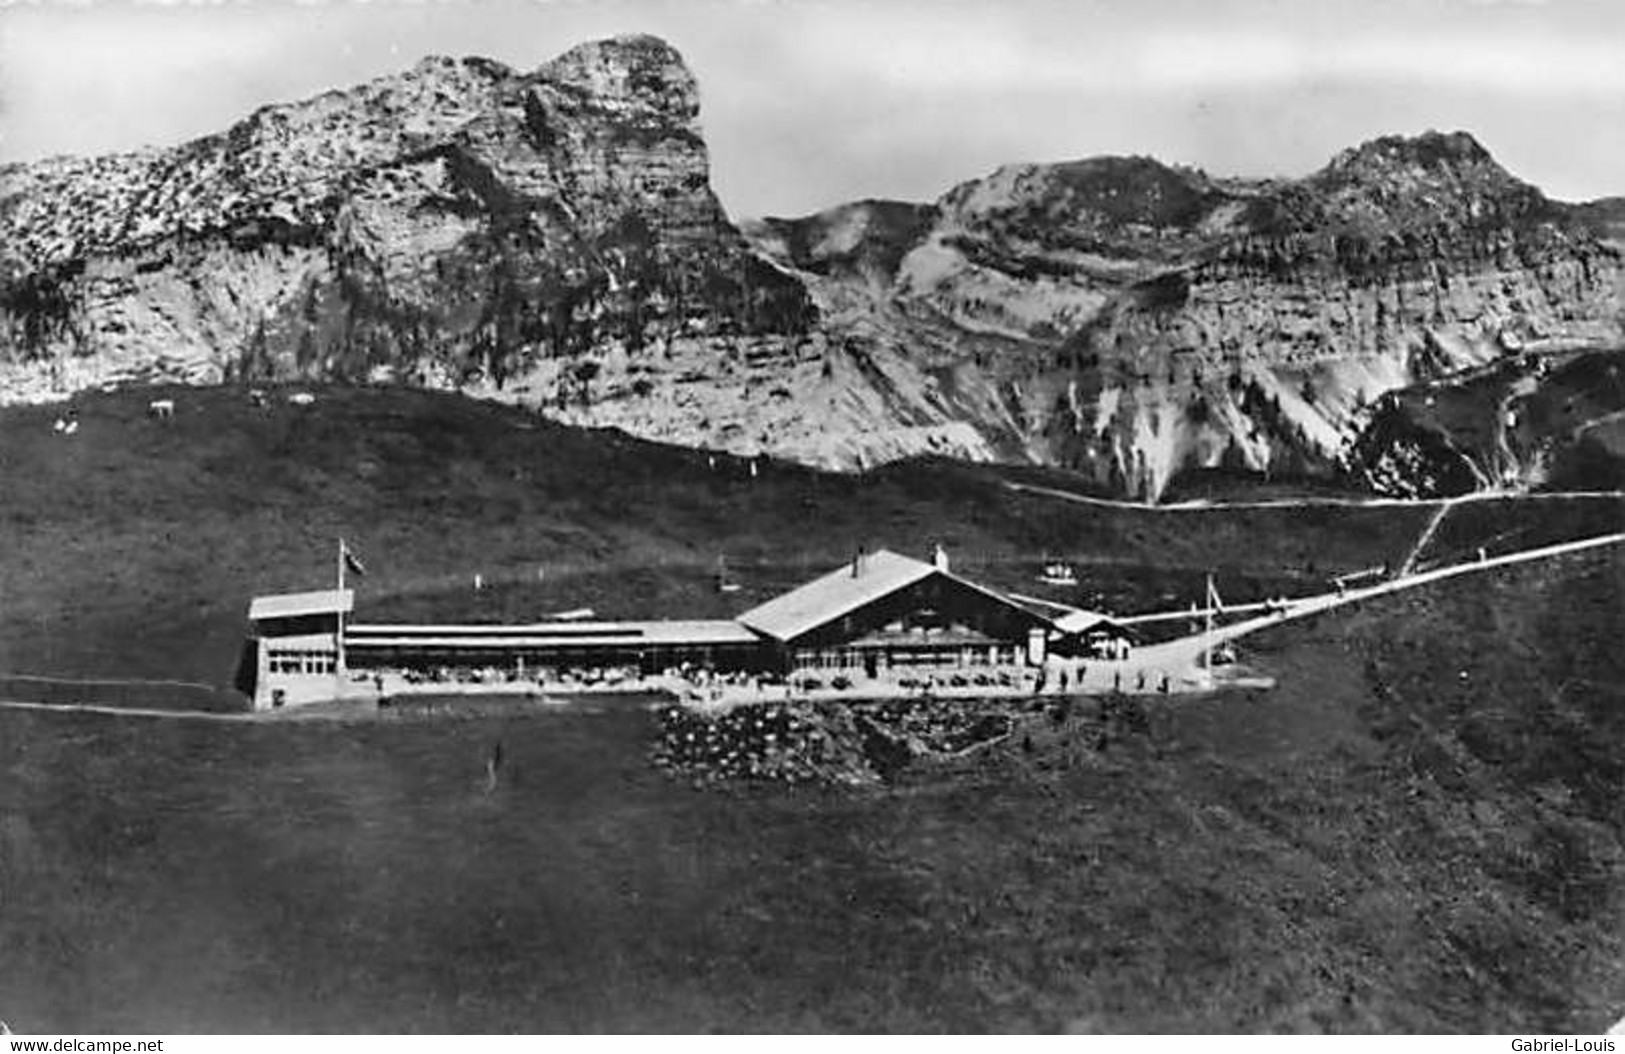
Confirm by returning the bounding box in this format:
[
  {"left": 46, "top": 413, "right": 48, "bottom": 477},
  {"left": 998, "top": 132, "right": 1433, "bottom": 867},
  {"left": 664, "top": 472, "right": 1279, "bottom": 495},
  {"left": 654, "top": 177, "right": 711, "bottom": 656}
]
[{"left": 237, "top": 547, "right": 1095, "bottom": 710}]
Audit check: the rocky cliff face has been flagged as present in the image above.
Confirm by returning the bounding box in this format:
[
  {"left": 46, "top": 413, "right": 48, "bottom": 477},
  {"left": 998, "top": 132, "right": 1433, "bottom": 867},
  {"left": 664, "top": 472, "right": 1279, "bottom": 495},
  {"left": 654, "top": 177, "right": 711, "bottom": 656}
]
[
  {"left": 0, "top": 34, "right": 1037, "bottom": 472},
  {"left": 1, "top": 36, "right": 812, "bottom": 401},
  {"left": 750, "top": 132, "right": 1625, "bottom": 497},
  {"left": 6, "top": 42, "right": 1622, "bottom": 497},
  {"left": 1038, "top": 135, "right": 1624, "bottom": 497}
]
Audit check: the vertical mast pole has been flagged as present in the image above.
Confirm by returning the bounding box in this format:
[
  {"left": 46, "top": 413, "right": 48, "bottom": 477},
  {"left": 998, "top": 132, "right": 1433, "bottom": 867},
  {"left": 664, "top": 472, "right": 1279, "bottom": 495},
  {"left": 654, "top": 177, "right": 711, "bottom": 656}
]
[
  {"left": 336, "top": 538, "right": 347, "bottom": 676},
  {"left": 1204, "top": 573, "right": 1214, "bottom": 675}
]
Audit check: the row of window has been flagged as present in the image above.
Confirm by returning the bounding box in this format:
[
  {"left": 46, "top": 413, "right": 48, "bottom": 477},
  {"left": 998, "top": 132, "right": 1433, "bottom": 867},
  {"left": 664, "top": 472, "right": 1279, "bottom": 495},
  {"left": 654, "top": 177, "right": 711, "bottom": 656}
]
[
  {"left": 791, "top": 645, "right": 1025, "bottom": 670},
  {"left": 267, "top": 650, "right": 337, "bottom": 675}
]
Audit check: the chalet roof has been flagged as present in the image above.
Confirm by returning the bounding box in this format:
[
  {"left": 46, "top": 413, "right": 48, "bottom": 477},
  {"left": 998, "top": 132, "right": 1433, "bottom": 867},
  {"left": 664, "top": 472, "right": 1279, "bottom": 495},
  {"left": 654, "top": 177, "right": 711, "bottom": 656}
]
[
  {"left": 249, "top": 589, "right": 354, "bottom": 622},
  {"left": 1053, "top": 609, "right": 1130, "bottom": 636},
  {"left": 736, "top": 549, "right": 1044, "bottom": 643},
  {"left": 736, "top": 549, "right": 938, "bottom": 642}
]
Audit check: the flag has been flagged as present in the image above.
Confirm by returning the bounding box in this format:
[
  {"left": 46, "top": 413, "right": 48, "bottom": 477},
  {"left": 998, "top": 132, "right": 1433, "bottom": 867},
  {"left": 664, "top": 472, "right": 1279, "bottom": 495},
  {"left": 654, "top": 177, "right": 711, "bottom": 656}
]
[{"left": 341, "top": 540, "right": 367, "bottom": 578}]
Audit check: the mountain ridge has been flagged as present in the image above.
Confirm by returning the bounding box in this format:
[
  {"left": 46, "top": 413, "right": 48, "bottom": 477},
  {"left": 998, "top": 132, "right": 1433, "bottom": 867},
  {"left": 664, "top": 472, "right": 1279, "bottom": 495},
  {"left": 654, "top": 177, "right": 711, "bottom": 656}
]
[
  {"left": 1, "top": 34, "right": 812, "bottom": 391},
  {"left": 3, "top": 36, "right": 1622, "bottom": 497},
  {"left": 746, "top": 126, "right": 1624, "bottom": 496}
]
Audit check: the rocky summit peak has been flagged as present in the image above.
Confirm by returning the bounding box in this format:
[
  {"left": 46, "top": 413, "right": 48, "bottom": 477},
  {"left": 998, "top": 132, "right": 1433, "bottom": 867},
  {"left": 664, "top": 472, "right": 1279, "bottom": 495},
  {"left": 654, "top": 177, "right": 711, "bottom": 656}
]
[
  {"left": 0, "top": 31, "right": 810, "bottom": 408},
  {"left": 536, "top": 33, "right": 700, "bottom": 122},
  {"left": 1302, "top": 128, "right": 1550, "bottom": 236},
  {"left": 937, "top": 153, "right": 1211, "bottom": 235},
  {"left": 1319, "top": 129, "right": 1509, "bottom": 186}
]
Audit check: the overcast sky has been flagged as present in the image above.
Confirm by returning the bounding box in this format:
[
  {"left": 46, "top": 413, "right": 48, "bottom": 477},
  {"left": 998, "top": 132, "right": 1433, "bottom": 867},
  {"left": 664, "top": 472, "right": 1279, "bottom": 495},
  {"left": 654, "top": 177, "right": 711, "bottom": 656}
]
[{"left": 3, "top": 0, "right": 1623, "bottom": 218}]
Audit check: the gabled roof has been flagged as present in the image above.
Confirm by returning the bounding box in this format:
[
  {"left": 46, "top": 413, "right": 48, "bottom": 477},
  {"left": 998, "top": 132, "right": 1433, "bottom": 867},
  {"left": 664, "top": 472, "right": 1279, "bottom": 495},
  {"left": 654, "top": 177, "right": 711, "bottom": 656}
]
[
  {"left": 1054, "top": 609, "right": 1130, "bottom": 635},
  {"left": 249, "top": 589, "right": 354, "bottom": 622},
  {"left": 736, "top": 549, "right": 938, "bottom": 642},
  {"left": 736, "top": 549, "right": 1046, "bottom": 643}
]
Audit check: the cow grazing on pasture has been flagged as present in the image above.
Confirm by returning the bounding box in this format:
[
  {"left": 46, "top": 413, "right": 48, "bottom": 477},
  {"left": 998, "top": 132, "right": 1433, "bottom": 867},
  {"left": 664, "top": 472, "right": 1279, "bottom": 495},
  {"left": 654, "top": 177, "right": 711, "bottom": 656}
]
[
  {"left": 288, "top": 392, "right": 316, "bottom": 407},
  {"left": 148, "top": 399, "right": 175, "bottom": 420}
]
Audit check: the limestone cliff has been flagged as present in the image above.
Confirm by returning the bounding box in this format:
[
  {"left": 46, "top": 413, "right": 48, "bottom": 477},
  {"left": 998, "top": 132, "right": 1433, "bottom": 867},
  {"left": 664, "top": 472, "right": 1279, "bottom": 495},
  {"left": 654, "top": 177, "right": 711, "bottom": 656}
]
[
  {"left": 0, "top": 36, "right": 811, "bottom": 400},
  {"left": 5, "top": 41, "right": 1622, "bottom": 497},
  {"left": 0, "top": 35, "right": 1026, "bottom": 472},
  {"left": 751, "top": 133, "right": 1625, "bottom": 497}
]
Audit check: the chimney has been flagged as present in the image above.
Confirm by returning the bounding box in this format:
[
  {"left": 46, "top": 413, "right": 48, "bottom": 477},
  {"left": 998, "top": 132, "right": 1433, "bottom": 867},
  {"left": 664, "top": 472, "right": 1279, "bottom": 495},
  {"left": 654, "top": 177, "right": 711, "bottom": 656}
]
[
  {"left": 852, "top": 545, "right": 866, "bottom": 578},
  {"left": 933, "top": 544, "right": 950, "bottom": 572}
]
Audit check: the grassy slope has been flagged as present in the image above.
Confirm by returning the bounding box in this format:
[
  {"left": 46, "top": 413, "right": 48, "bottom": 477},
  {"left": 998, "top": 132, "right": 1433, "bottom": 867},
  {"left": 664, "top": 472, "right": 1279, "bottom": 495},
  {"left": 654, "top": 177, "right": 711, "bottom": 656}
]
[
  {"left": 0, "top": 549, "right": 1619, "bottom": 1032},
  {"left": 0, "top": 384, "right": 1444, "bottom": 688},
  {"left": 2, "top": 384, "right": 1621, "bottom": 1033},
  {"left": 1414, "top": 496, "right": 1625, "bottom": 571}
]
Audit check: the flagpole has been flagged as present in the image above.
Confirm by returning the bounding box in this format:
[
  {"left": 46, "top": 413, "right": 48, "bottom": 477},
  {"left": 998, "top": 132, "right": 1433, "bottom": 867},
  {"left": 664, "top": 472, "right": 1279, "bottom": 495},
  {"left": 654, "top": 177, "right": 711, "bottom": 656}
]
[
  {"left": 1204, "top": 573, "right": 1214, "bottom": 676},
  {"left": 336, "top": 538, "right": 347, "bottom": 677}
]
